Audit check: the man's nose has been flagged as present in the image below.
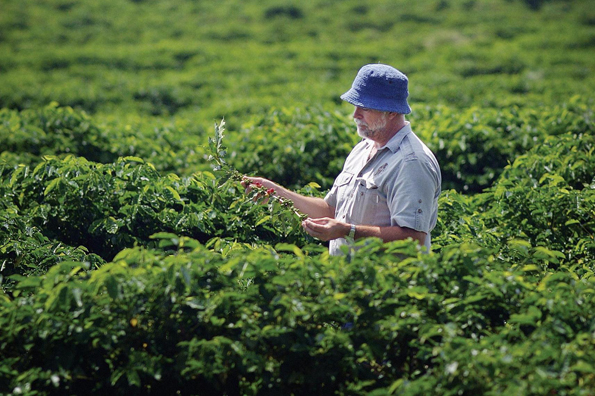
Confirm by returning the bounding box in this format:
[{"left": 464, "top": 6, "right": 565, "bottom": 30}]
[{"left": 353, "top": 106, "right": 364, "bottom": 119}]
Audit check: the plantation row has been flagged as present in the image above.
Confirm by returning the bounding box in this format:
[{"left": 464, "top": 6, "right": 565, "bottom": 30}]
[
  {"left": 1, "top": 104, "right": 594, "bottom": 394},
  {"left": 2, "top": 0, "right": 594, "bottom": 127},
  {"left": 2, "top": 99, "right": 593, "bottom": 193},
  {"left": 3, "top": 0, "right": 593, "bottom": 168},
  {"left": 2, "top": 0, "right": 595, "bottom": 394}
]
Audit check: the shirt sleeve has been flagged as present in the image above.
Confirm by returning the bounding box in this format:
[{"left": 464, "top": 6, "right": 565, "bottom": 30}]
[
  {"left": 387, "top": 157, "right": 440, "bottom": 233},
  {"left": 324, "top": 183, "right": 338, "bottom": 209}
]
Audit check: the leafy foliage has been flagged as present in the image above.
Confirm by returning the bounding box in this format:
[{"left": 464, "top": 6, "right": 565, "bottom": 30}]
[
  {"left": 0, "top": 103, "right": 116, "bottom": 166},
  {"left": 1, "top": 0, "right": 595, "bottom": 394},
  {"left": 2, "top": 163, "right": 309, "bottom": 265},
  {"left": 414, "top": 96, "right": 594, "bottom": 192},
  {"left": 1, "top": 0, "right": 593, "bottom": 126},
  {"left": 1, "top": 236, "right": 594, "bottom": 395},
  {"left": 1, "top": 120, "right": 594, "bottom": 394},
  {"left": 229, "top": 106, "right": 358, "bottom": 190}
]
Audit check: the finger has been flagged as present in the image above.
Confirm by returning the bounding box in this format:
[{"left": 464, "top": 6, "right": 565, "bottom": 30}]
[
  {"left": 242, "top": 176, "right": 263, "bottom": 188},
  {"left": 302, "top": 220, "right": 316, "bottom": 234},
  {"left": 302, "top": 219, "right": 317, "bottom": 233},
  {"left": 303, "top": 221, "right": 328, "bottom": 239},
  {"left": 306, "top": 218, "right": 331, "bottom": 231},
  {"left": 302, "top": 223, "right": 320, "bottom": 238},
  {"left": 242, "top": 177, "right": 264, "bottom": 193},
  {"left": 241, "top": 176, "right": 253, "bottom": 187},
  {"left": 303, "top": 218, "right": 322, "bottom": 226}
]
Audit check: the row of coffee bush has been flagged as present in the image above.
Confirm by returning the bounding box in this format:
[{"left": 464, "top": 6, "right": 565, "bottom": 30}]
[
  {"left": 1, "top": 105, "right": 594, "bottom": 394},
  {"left": 2, "top": 99, "right": 593, "bottom": 192}
]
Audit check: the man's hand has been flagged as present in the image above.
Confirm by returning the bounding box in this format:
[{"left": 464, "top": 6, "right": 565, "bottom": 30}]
[
  {"left": 302, "top": 217, "right": 350, "bottom": 241},
  {"left": 242, "top": 176, "right": 335, "bottom": 220},
  {"left": 241, "top": 176, "right": 277, "bottom": 202},
  {"left": 303, "top": 217, "right": 428, "bottom": 246},
  {"left": 241, "top": 176, "right": 277, "bottom": 194}
]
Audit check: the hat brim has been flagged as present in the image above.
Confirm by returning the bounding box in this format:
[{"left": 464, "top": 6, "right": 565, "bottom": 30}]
[{"left": 340, "top": 90, "right": 412, "bottom": 114}]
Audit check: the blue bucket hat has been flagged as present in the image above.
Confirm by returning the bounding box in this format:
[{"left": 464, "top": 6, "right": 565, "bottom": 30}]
[{"left": 340, "top": 64, "right": 412, "bottom": 114}]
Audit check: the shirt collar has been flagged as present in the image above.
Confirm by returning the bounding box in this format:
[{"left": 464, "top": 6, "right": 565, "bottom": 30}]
[{"left": 364, "top": 122, "right": 412, "bottom": 153}]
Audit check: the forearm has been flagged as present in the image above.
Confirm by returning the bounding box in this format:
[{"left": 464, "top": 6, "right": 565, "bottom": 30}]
[
  {"left": 353, "top": 224, "right": 426, "bottom": 245},
  {"left": 243, "top": 176, "right": 334, "bottom": 219},
  {"left": 274, "top": 186, "right": 335, "bottom": 219},
  {"left": 302, "top": 218, "right": 426, "bottom": 245}
]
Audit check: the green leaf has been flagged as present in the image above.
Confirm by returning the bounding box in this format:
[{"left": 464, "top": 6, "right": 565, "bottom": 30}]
[
  {"left": 202, "top": 171, "right": 216, "bottom": 180},
  {"left": 44, "top": 284, "right": 68, "bottom": 311},
  {"left": 9, "top": 165, "right": 26, "bottom": 188},
  {"left": 533, "top": 246, "right": 565, "bottom": 263},
  {"left": 407, "top": 291, "right": 427, "bottom": 300},
  {"left": 333, "top": 293, "right": 347, "bottom": 300},
  {"left": 508, "top": 238, "right": 532, "bottom": 252},
  {"left": 150, "top": 232, "right": 179, "bottom": 240},
  {"left": 571, "top": 361, "right": 595, "bottom": 373},
  {"left": 11, "top": 275, "right": 43, "bottom": 290},
  {"left": 178, "top": 237, "right": 200, "bottom": 250},
  {"left": 509, "top": 306, "right": 542, "bottom": 325},
  {"left": 122, "top": 156, "right": 145, "bottom": 163},
  {"left": 105, "top": 217, "right": 119, "bottom": 234},
  {"left": 388, "top": 379, "right": 404, "bottom": 394},
  {"left": 521, "top": 264, "right": 540, "bottom": 272},
  {"left": 105, "top": 276, "right": 119, "bottom": 299},
  {"left": 165, "top": 186, "right": 183, "bottom": 203},
  {"left": 255, "top": 215, "right": 271, "bottom": 227},
  {"left": 275, "top": 243, "right": 304, "bottom": 258},
  {"left": 127, "top": 369, "right": 141, "bottom": 387},
  {"left": 44, "top": 177, "right": 62, "bottom": 196},
  {"left": 111, "top": 369, "right": 125, "bottom": 386}
]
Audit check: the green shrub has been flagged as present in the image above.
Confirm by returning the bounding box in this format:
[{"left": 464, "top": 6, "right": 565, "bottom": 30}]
[
  {"left": 414, "top": 96, "right": 594, "bottom": 192},
  {"left": 229, "top": 106, "right": 358, "bottom": 190},
  {"left": 1, "top": 112, "right": 595, "bottom": 395},
  {"left": 485, "top": 132, "right": 595, "bottom": 267},
  {"left": 0, "top": 103, "right": 117, "bottom": 166},
  {"left": 2, "top": 235, "right": 594, "bottom": 395},
  {"left": 0, "top": 120, "right": 313, "bottom": 264},
  {"left": 0, "top": 207, "right": 105, "bottom": 292}
]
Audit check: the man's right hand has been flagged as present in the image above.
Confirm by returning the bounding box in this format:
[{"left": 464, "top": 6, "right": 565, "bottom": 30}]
[
  {"left": 241, "top": 176, "right": 277, "bottom": 195},
  {"left": 242, "top": 176, "right": 335, "bottom": 220}
]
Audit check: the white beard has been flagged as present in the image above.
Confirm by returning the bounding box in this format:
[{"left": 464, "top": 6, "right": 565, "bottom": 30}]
[{"left": 355, "top": 115, "right": 388, "bottom": 140}]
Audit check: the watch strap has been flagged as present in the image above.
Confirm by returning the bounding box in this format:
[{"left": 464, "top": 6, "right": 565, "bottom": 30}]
[{"left": 348, "top": 223, "right": 356, "bottom": 239}]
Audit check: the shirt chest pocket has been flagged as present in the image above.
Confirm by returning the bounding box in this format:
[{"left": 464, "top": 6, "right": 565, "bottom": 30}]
[
  {"left": 335, "top": 172, "right": 355, "bottom": 202},
  {"left": 353, "top": 177, "right": 383, "bottom": 224},
  {"left": 355, "top": 178, "right": 378, "bottom": 197}
]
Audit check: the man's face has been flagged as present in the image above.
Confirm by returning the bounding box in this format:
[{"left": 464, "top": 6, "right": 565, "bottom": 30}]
[{"left": 353, "top": 107, "right": 388, "bottom": 140}]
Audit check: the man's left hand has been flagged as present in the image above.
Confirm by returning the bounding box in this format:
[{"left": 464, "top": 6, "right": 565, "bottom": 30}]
[{"left": 302, "top": 217, "right": 349, "bottom": 241}]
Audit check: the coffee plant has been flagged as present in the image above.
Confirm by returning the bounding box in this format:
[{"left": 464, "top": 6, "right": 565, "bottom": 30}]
[
  {"left": 1, "top": 108, "right": 594, "bottom": 394},
  {"left": 1, "top": 0, "right": 595, "bottom": 393}
]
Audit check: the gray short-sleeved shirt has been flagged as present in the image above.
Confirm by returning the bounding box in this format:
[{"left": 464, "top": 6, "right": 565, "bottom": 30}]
[{"left": 324, "top": 123, "right": 441, "bottom": 256}]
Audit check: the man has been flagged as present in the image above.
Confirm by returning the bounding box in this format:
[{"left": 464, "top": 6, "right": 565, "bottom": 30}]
[{"left": 244, "top": 64, "right": 441, "bottom": 255}]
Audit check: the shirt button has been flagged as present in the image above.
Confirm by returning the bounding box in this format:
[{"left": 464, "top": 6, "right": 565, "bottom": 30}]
[
  {"left": 360, "top": 192, "right": 364, "bottom": 196},
  {"left": 419, "top": 199, "right": 422, "bottom": 203},
  {"left": 418, "top": 209, "right": 423, "bottom": 213}
]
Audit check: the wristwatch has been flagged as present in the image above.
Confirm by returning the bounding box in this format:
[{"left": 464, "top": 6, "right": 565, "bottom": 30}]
[{"left": 348, "top": 223, "right": 356, "bottom": 239}]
